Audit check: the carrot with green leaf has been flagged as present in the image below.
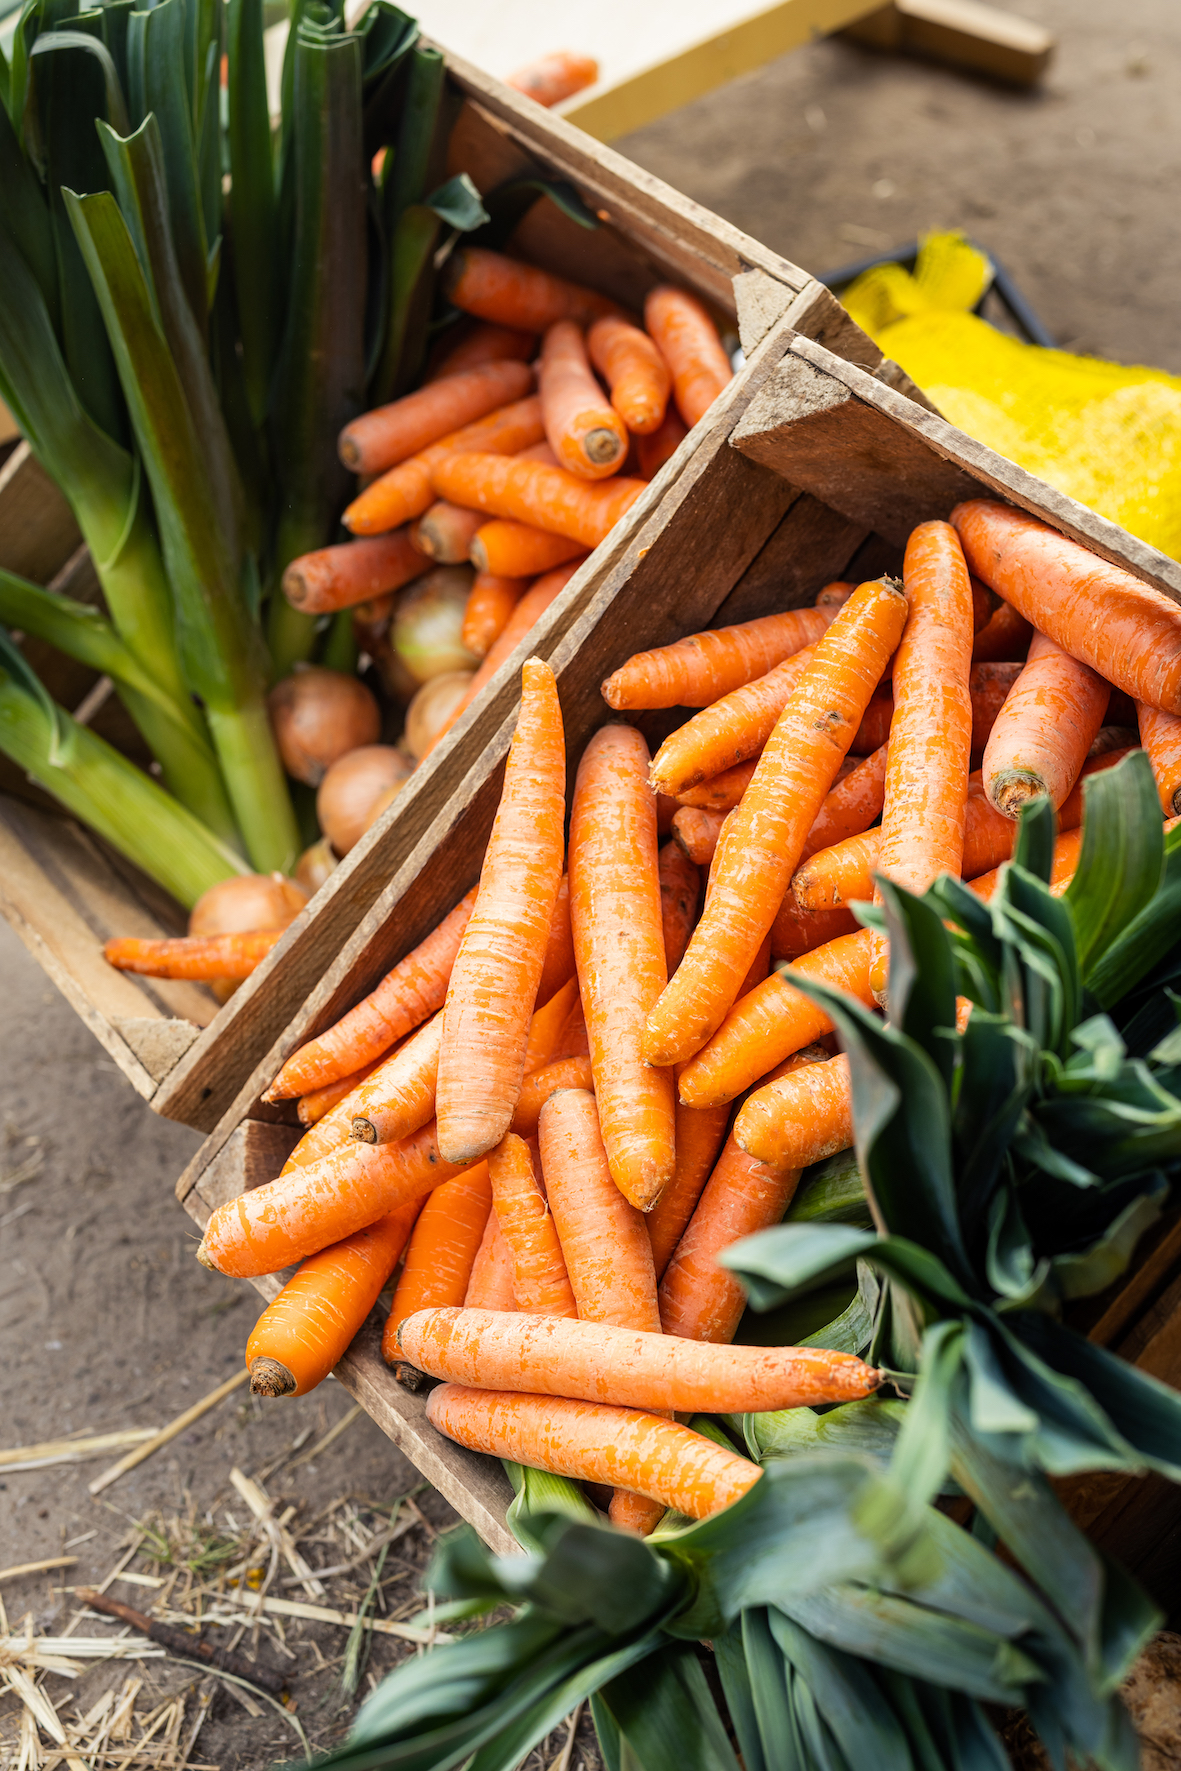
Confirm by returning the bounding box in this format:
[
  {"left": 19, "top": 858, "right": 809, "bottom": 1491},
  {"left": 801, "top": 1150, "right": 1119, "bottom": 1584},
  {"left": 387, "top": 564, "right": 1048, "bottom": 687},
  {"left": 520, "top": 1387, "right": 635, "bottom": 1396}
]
[
  {"left": 437, "top": 659, "right": 566, "bottom": 1164},
  {"left": 488, "top": 1133, "right": 577, "bottom": 1316},
  {"left": 381, "top": 1163, "right": 492, "bottom": 1353},
  {"left": 645, "top": 579, "right": 907, "bottom": 1067}
]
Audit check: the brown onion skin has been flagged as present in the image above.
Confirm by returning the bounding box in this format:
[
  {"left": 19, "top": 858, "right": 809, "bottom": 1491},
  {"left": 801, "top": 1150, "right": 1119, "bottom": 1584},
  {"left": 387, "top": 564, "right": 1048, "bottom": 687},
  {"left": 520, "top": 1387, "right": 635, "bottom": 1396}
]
[
  {"left": 268, "top": 665, "right": 381, "bottom": 786},
  {"left": 317, "top": 745, "right": 414, "bottom": 855},
  {"left": 393, "top": 565, "right": 479, "bottom": 685},
  {"left": 189, "top": 872, "right": 308, "bottom": 1001},
  {"left": 404, "top": 671, "right": 476, "bottom": 760},
  {"left": 295, "top": 838, "right": 339, "bottom": 896}
]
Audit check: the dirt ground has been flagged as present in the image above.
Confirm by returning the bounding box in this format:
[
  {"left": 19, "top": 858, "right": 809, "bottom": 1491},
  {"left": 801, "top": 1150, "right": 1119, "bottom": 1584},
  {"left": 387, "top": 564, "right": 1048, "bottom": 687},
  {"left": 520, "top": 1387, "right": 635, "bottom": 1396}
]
[{"left": 3, "top": 1, "right": 1180, "bottom": 1764}]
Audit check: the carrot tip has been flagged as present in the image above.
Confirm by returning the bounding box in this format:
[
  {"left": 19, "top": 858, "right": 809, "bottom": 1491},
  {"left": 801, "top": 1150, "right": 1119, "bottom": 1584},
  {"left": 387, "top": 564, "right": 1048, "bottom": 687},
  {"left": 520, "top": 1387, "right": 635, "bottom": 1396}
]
[
  {"left": 249, "top": 1357, "right": 297, "bottom": 1398},
  {"left": 195, "top": 1237, "right": 217, "bottom": 1271},
  {"left": 989, "top": 769, "right": 1049, "bottom": 819},
  {"left": 392, "top": 1361, "right": 430, "bottom": 1392},
  {"left": 350, "top": 1116, "right": 378, "bottom": 1144},
  {"left": 584, "top": 427, "right": 623, "bottom": 466},
  {"left": 338, "top": 436, "right": 362, "bottom": 472}
]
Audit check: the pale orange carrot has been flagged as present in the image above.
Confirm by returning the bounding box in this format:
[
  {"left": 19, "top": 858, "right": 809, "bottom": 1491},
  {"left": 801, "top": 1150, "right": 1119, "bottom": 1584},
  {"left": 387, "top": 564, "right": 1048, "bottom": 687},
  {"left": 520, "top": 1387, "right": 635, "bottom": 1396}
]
[
  {"left": 522, "top": 976, "right": 580, "bottom": 1077},
  {"left": 283, "top": 531, "right": 428, "bottom": 615},
  {"left": 339, "top": 361, "right": 535, "bottom": 475},
  {"left": 511, "top": 1055, "right": 595, "bottom": 1135},
  {"left": 470, "top": 521, "right": 586, "bottom": 578},
  {"left": 650, "top": 646, "right": 818, "bottom": 796},
  {"left": 605, "top": 607, "right": 830, "bottom": 711},
  {"left": 344, "top": 1011, "right": 442, "bottom": 1147},
  {"left": 968, "top": 829, "right": 1085, "bottom": 902},
  {"left": 413, "top": 501, "right": 486, "bottom": 565},
  {"left": 568, "top": 725, "right": 675, "bottom": 1210},
  {"left": 432, "top": 451, "right": 645, "bottom": 549},
  {"left": 297, "top": 1056, "right": 383, "bottom": 1127},
  {"left": 461, "top": 571, "right": 529, "bottom": 657},
  {"left": 658, "top": 839, "right": 699, "bottom": 975},
  {"left": 673, "top": 759, "right": 759, "bottom": 812},
  {"left": 443, "top": 247, "right": 620, "bottom": 332},
  {"left": 103, "top": 930, "right": 283, "bottom": 980},
  {"left": 539, "top": 320, "right": 628, "bottom": 479},
  {"left": 382, "top": 1163, "right": 492, "bottom": 1354},
  {"left": 344, "top": 397, "right": 545, "bottom": 537},
  {"left": 507, "top": 50, "right": 599, "bottom": 105},
  {"left": 644, "top": 286, "right": 732, "bottom": 428},
  {"left": 463, "top": 1214, "right": 519, "bottom": 1311},
  {"left": 1137, "top": 703, "right": 1181, "bottom": 815},
  {"left": 426, "top": 1385, "right": 760, "bottom": 1519},
  {"left": 488, "top": 1133, "right": 577, "bottom": 1316},
  {"left": 587, "top": 315, "right": 671, "bottom": 436},
  {"left": 981, "top": 630, "right": 1111, "bottom": 818},
  {"left": 635, "top": 407, "right": 688, "bottom": 479},
  {"left": 537, "top": 874, "right": 577, "bottom": 1004},
  {"left": 671, "top": 805, "right": 725, "bottom": 866},
  {"left": 735, "top": 1053, "right": 852, "bottom": 1168},
  {"left": 425, "top": 322, "right": 537, "bottom": 385},
  {"left": 437, "top": 660, "right": 566, "bottom": 1164},
  {"left": 645, "top": 580, "right": 907, "bottom": 1067}
]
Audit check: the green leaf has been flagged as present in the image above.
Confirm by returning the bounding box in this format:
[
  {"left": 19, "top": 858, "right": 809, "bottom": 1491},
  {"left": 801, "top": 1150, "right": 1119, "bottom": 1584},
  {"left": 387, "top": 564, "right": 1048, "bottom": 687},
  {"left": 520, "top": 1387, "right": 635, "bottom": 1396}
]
[
  {"left": 226, "top": 0, "right": 280, "bottom": 425},
  {"left": 745, "top": 1395, "right": 906, "bottom": 1469},
  {"left": 719, "top": 1223, "right": 972, "bottom": 1316},
  {"left": 874, "top": 874, "right": 958, "bottom": 1087},
  {"left": 1066, "top": 750, "right": 1164, "bottom": 977},
  {"left": 1049, "top": 1184, "right": 1165, "bottom": 1299},
  {"left": 0, "top": 75, "right": 58, "bottom": 319},
  {"left": 426, "top": 171, "right": 489, "bottom": 232},
  {"left": 787, "top": 1149, "right": 872, "bottom": 1227},
  {"left": 713, "top": 1619, "right": 766, "bottom": 1771},
  {"left": 504, "top": 1462, "right": 599, "bottom": 1553},
  {"left": 30, "top": 24, "right": 126, "bottom": 128},
  {"left": 601, "top": 1642, "right": 742, "bottom": 1771},
  {"left": 889, "top": 1321, "right": 964, "bottom": 1503},
  {"left": 125, "top": 0, "right": 209, "bottom": 330},
  {"left": 0, "top": 624, "right": 72, "bottom": 762},
  {"left": 1011, "top": 1314, "right": 1181, "bottom": 1481},
  {"left": 1088, "top": 835, "right": 1181, "bottom": 1009},
  {"left": 469, "top": 175, "right": 599, "bottom": 252},
  {"left": 467, "top": 1631, "right": 669, "bottom": 1771},
  {"left": 769, "top": 1608, "right": 914, "bottom": 1770},
  {"left": 1012, "top": 791, "right": 1056, "bottom": 882}
]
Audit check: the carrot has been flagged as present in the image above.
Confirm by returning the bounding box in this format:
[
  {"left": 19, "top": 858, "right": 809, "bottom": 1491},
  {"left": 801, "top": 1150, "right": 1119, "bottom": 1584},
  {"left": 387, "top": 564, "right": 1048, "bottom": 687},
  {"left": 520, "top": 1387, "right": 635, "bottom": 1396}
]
[
  {"left": 339, "top": 361, "right": 535, "bottom": 476},
  {"left": 816, "top": 581, "right": 855, "bottom": 610},
  {"left": 770, "top": 896, "right": 858, "bottom": 962},
  {"left": 568, "top": 725, "right": 675, "bottom": 1210},
  {"left": 413, "top": 501, "right": 486, "bottom": 565},
  {"left": 507, "top": 50, "right": 599, "bottom": 105},
  {"left": 649, "top": 646, "right": 818, "bottom": 796},
  {"left": 515, "top": 439, "right": 560, "bottom": 467},
  {"left": 848, "top": 690, "right": 892, "bottom": 755},
  {"left": 981, "top": 631, "right": 1111, "bottom": 818},
  {"left": 538, "top": 320, "right": 628, "bottom": 479},
  {"left": 103, "top": 930, "right": 283, "bottom": 980},
  {"left": 511, "top": 1055, "right": 595, "bottom": 1135},
  {"left": 677, "top": 927, "right": 874, "bottom": 1108},
  {"left": 538, "top": 1089, "right": 661, "bottom": 1327},
  {"left": 658, "top": 839, "right": 699, "bottom": 975},
  {"left": 735, "top": 1052, "right": 852, "bottom": 1168},
  {"left": 644, "top": 286, "right": 733, "bottom": 428},
  {"left": 381, "top": 1163, "right": 492, "bottom": 1353},
  {"left": 420, "top": 563, "right": 582, "bottom": 759},
  {"left": 849, "top": 662, "right": 1021, "bottom": 756},
  {"left": 247, "top": 1202, "right": 422, "bottom": 1397},
  {"left": 660, "top": 1052, "right": 823, "bottom": 1344},
  {"left": 604, "top": 607, "right": 830, "bottom": 711},
  {"left": 647, "top": 1095, "right": 730, "bottom": 1282},
  {"left": 470, "top": 520, "right": 586, "bottom": 579},
  {"left": 487, "top": 1134, "right": 577, "bottom": 1316},
  {"left": 461, "top": 571, "right": 529, "bottom": 657},
  {"left": 297, "top": 1056, "right": 383, "bottom": 1127},
  {"left": 464, "top": 1214, "right": 519, "bottom": 1310},
  {"left": 555, "top": 992, "right": 589, "bottom": 1058},
  {"left": 432, "top": 451, "right": 645, "bottom": 549},
  {"left": 970, "top": 813, "right": 1180, "bottom": 903},
  {"left": 282, "top": 531, "right": 428, "bottom": 615},
  {"left": 673, "top": 759, "right": 759, "bottom": 812},
  {"left": 586, "top": 315, "right": 671, "bottom": 436},
  {"left": 426, "top": 1384, "right": 760, "bottom": 1519},
  {"left": 344, "top": 396, "right": 545, "bottom": 537},
  {"left": 264, "top": 888, "right": 477, "bottom": 1101},
  {"left": 426, "top": 322, "right": 538, "bottom": 385},
  {"left": 645, "top": 579, "right": 907, "bottom": 1067},
  {"left": 953, "top": 500, "right": 1181, "bottom": 714},
  {"left": 437, "top": 660, "right": 566, "bottom": 1164},
  {"left": 672, "top": 806, "right": 724, "bottom": 866},
  {"left": 443, "top": 247, "right": 620, "bottom": 333},
  {"left": 344, "top": 1011, "right": 442, "bottom": 1147},
  {"left": 635, "top": 406, "right": 688, "bottom": 480},
  {"left": 197, "top": 1120, "right": 469, "bottom": 1279},
  {"left": 522, "top": 976, "right": 580, "bottom": 1076},
  {"left": 1137, "top": 703, "right": 1181, "bottom": 815},
  {"left": 798, "top": 744, "right": 887, "bottom": 856},
  {"left": 790, "top": 828, "right": 882, "bottom": 911},
  {"left": 972, "top": 595, "right": 1031, "bottom": 662}
]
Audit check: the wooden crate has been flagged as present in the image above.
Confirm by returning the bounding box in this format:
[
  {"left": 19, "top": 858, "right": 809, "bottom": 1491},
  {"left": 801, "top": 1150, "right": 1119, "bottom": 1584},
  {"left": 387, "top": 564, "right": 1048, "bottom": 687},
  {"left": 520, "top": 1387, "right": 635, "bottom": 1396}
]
[
  {"left": 174, "top": 326, "right": 1181, "bottom": 1558},
  {"left": 0, "top": 45, "right": 904, "bottom": 1134}
]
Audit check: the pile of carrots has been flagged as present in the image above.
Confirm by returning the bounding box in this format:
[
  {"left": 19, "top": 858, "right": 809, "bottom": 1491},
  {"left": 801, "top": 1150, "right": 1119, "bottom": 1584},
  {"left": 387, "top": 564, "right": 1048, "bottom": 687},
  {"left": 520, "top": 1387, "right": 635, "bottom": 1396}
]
[
  {"left": 104, "top": 248, "right": 737, "bottom": 1007},
  {"left": 194, "top": 492, "right": 1181, "bottom": 1528}
]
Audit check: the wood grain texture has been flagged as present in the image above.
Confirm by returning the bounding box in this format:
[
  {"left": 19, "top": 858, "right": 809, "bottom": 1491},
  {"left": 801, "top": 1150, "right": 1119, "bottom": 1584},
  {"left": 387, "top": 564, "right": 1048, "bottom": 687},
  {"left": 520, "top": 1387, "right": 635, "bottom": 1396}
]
[{"left": 0, "top": 444, "right": 82, "bottom": 581}]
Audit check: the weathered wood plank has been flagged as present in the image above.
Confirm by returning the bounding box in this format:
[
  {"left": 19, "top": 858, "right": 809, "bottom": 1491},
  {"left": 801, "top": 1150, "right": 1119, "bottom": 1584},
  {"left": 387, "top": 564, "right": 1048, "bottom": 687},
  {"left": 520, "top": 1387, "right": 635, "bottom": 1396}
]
[{"left": 0, "top": 444, "right": 82, "bottom": 582}]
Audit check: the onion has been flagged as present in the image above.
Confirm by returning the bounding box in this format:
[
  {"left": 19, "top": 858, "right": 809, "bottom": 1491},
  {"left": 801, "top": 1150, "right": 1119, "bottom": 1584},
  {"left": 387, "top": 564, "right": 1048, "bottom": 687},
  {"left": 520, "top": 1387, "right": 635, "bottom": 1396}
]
[
  {"left": 268, "top": 665, "right": 381, "bottom": 786},
  {"left": 393, "top": 565, "right": 480, "bottom": 685},
  {"left": 404, "top": 670, "right": 475, "bottom": 760},
  {"left": 317, "top": 744, "right": 414, "bottom": 855},
  {"left": 189, "top": 872, "right": 308, "bottom": 1001},
  {"left": 295, "top": 838, "right": 339, "bottom": 896}
]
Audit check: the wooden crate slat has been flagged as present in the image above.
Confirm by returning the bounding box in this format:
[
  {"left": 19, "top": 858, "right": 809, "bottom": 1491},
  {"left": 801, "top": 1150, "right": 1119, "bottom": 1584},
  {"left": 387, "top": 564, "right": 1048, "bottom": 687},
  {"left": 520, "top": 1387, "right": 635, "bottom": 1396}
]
[{"left": 0, "top": 444, "right": 82, "bottom": 581}]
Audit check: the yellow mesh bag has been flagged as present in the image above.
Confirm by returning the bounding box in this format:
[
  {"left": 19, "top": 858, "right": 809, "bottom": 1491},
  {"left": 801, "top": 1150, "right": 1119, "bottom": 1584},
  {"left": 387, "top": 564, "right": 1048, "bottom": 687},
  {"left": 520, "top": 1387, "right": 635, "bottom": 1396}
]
[{"left": 841, "top": 233, "right": 1181, "bottom": 561}]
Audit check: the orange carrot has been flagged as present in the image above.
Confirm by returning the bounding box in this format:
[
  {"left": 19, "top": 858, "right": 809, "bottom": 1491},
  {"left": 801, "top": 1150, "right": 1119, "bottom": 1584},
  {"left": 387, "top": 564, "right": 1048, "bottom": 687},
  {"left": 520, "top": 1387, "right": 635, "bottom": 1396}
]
[
  {"left": 568, "top": 725, "right": 675, "bottom": 1210},
  {"left": 970, "top": 815, "right": 1181, "bottom": 902},
  {"left": 297, "top": 1056, "right": 383, "bottom": 1127},
  {"left": 981, "top": 630, "right": 1111, "bottom": 818},
  {"left": 645, "top": 580, "right": 907, "bottom": 1067},
  {"left": 264, "top": 888, "right": 477, "bottom": 1101},
  {"left": 522, "top": 976, "right": 580, "bottom": 1076},
  {"left": 432, "top": 451, "right": 645, "bottom": 549},
  {"left": 848, "top": 689, "right": 893, "bottom": 755},
  {"left": 790, "top": 829, "right": 881, "bottom": 911},
  {"left": 282, "top": 531, "right": 428, "bottom": 615},
  {"left": 461, "top": 571, "right": 529, "bottom": 657},
  {"left": 1137, "top": 703, "right": 1181, "bottom": 815},
  {"left": 437, "top": 660, "right": 566, "bottom": 1164},
  {"left": 587, "top": 315, "right": 671, "bottom": 436},
  {"left": 345, "top": 1011, "right": 443, "bottom": 1147},
  {"left": 735, "top": 1053, "right": 851, "bottom": 1168},
  {"left": 470, "top": 520, "right": 586, "bottom": 578},
  {"left": 539, "top": 320, "right": 628, "bottom": 479},
  {"left": 381, "top": 1163, "right": 492, "bottom": 1353},
  {"left": 644, "top": 286, "right": 732, "bottom": 428},
  {"left": 796, "top": 744, "right": 887, "bottom": 860},
  {"left": 658, "top": 839, "right": 699, "bottom": 975},
  {"left": 972, "top": 595, "right": 1032, "bottom": 662},
  {"left": 849, "top": 662, "right": 1021, "bottom": 756},
  {"left": 103, "top": 930, "right": 282, "bottom": 980},
  {"left": 672, "top": 806, "right": 725, "bottom": 866},
  {"left": 538, "top": 1089, "right": 660, "bottom": 1328},
  {"left": 770, "top": 896, "right": 858, "bottom": 963},
  {"left": 413, "top": 501, "right": 486, "bottom": 565},
  {"left": 953, "top": 500, "right": 1181, "bottom": 714},
  {"left": 197, "top": 1120, "right": 469, "bottom": 1279},
  {"left": 511, "top": 1055, "right": 595, "bottom": 1136},
  {"left": 420, "top": 562, "right": 582, "bottom": 759},
  {"left": 339, "top": 361, "right": 535, "bottom": 476},
  {"left": 400, "top": 1306, "right": 878, "bottom": 1410},
  {"left": 649, "top": 646, "right": 818, "bottom": 795},
  {"left": 605, "top": 607, "right": 830, "bottom": 711},
  {"left": 488, "top": 1134, "right": 577, "bottom": 1316},
  {"left": 464, "top": 1214, "right": 519, "bottom": 1310},
  {"left": 816, "top": 581, "right": 856, "bottom": 611},
  {"left": 673, "top": 759, "right": 759, "bottom": 812},
  {"left": 868, "top": 521, "right": 974, "bottom": 1003},
  {"left": 678, "top": 927, "right": 874, "bottom": 1108},
  {"left": 537, "top": 874, "right": 577, "bottom": 1005},
  {"left": 344, "top": 396, "right": 545, "bottom": 537},
  {"left": 635, "top": 406, "right": 688, "bottom": 479},
  {"left": 426, "top": 1384, "right": 760, "bottom": 1520},
  {"left": 246, "top": 1202, "right": 422, "bottom": 1397},
  {"left": 426, "top": 322, "right": 537, "bottom": 384},
  {"left": 506, "top": 50, "right": 599, "bottom": 105},
  {"left": 646, "top": 1094, "right": 730, "bottom": 1282},
  {"left": 555, "top": 992, "right": 589, "bottom": 1059},
  {"left": 443, "top": 247, "right": 619, "bottom": 332}
]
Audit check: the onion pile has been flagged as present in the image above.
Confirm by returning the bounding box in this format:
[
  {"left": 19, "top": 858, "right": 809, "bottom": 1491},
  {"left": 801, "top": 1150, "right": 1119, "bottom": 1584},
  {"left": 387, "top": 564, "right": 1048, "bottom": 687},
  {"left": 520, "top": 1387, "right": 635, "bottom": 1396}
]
[
  {"left": 404, "top": 671, "right": 476, "bottom": 760},
  {"left": 393, "top": 566, "right": 480, "bottom": 684},
  {"left": 317, "top": 745, "right": 414, "bottom": 855},
  {"left": 268, "top": 666, "right": 381, "bottom": 786}
]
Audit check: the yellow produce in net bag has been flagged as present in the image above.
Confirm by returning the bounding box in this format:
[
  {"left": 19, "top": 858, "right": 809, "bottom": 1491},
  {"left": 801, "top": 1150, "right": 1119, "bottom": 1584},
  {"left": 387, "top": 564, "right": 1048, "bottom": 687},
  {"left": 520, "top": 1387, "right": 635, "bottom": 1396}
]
[{"left": 841, "top": 232, "right": 1181, "bottom": 561}]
